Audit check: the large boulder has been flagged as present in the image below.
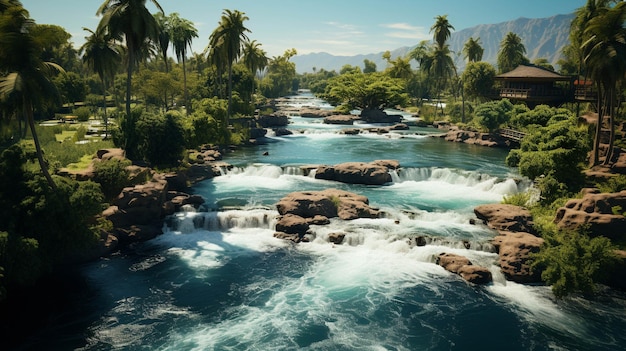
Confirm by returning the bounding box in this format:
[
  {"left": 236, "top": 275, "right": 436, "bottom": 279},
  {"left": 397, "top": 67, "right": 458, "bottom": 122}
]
[
  {"left": 436, "top": 253, "right": 493, "bottom": 284},
  {"left": 257, "top": 114, "right": 289, "bottom": 127},
  {"left": 474, "top": 204, "right": 536, "bottom": 234},
  {"left": 474, "top": 204, "right": 543, "bottom": 283},
  {"left": 554, "top": 190, "right": 626, "bottom": 240},
  {"left": 442, "top": 129, "right": 507, "bottom": 147},
  {"left": 492, "top": 231, "right": 544, "bottom": 283},
  {"left": 315, "top": 161, "right": 395, "bottom": 185},
  {"left": 360, "top": 109, "right": 402, "bottom": 123},
  {"left": 323, "top": 114, "right": 360, "bottom": 125},
  {"left": 274, "top": 189, "right": 379, "bottom": 241}
]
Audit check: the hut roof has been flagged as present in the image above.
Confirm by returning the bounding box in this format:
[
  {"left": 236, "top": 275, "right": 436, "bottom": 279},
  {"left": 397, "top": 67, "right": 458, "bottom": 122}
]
[{"left": 496, "top": 65, "right": 571, "bottom": 81}]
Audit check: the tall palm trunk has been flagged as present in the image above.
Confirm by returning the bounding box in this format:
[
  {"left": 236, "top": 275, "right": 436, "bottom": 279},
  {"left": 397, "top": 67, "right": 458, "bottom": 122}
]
[
  {"left": 603, "top": 89, "right": 616, "bottom": 165},
  {"left": 227, "top": 63, "right": 233, "bottom": 125},
  {"left": 102, "top": 75, "right": 109, "bottom": 139},
  {"left": 182, "top": 55, "right": 189, "bottom": 114},
  {"left": 25, "top": 99, "right": 56, "bottom": 190},
  {"left": 591, "top": 85, "right": 603, "bottom": 166}
]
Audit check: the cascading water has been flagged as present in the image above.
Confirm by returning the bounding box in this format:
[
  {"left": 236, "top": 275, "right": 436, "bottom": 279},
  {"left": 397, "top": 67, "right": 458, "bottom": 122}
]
[{"left": 17, "top": 91, "right": 626, "bottom": 351}]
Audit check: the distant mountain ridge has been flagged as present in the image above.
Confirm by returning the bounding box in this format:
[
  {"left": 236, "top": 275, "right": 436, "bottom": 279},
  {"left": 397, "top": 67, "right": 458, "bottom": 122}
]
[{"left": 292, "top": 13, "right": 574, "bottom": 74}]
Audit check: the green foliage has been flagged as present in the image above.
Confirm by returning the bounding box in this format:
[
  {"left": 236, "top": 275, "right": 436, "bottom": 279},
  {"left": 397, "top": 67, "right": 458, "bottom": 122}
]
[
  {"left": 461, "top": 61, "right": 496, "bottom": 101},
  {"left": 321, "top": 72, "right": 409, "bottom": 111},
  {"left": 506, "top": 115, "right": 590, "bottom": 204},
  {"left": 446, "top": 101, "right": 474, "bottom": 123},
  {"left": 473, "top": 99, "right": 513, "bottom": 132},
  {"left": 596, "top": 175, "right": 626, "bottom": 193},
  {"left": 502, "top": 191, "right": 531, "bottom": 207},
  {"left": 0, "top": 145, "right": 107, "bottom": 300},
  {"left": 510, "top": 105, "right": 572, "bottom": 130},
  {"left": 73, "top": 106, "right": 92, "bottom": 122},
  {"left": 135, "top": 110, "right": 186, "bottom": 168},
  {"left": 93, "top": 158, "right": 132, "bottom": 201},
  {"left": 532, "top": 228, "right": 618, "bottom": 298},
  {"left": 71, "top": 125, "right": 87, "bottom": 142}
]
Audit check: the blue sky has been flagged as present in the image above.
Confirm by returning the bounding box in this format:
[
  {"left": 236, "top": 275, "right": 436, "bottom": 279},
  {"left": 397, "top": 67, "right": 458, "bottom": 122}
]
[{"left": 23, "top": 0, "right": 586, "bottom": 57}]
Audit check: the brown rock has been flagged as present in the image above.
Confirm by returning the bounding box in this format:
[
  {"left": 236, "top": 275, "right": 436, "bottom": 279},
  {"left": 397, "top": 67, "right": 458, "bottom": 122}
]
[
  {"left": 315, "top": 161, "right": 395, "bottom": 185},
  {"left": 328, "top": 232, "right": 346, "bottom": 244},
  {"left": 276, "top": 214, "right": 310, "bottom": 235},
  {"left": 474, "top": 204, "right": 536, "bottom": 234},
  {"left": 492, "top": 231, "right": 544, "bottom": 283},
  {"left": 323, "top": 114, "right": 360, "bottom": 125},
  {"left": 436, "top": 253, "right": 492, "bottom": 284},
  {"left": 554, "top": 190, "right": 626, "bottom": 240}
]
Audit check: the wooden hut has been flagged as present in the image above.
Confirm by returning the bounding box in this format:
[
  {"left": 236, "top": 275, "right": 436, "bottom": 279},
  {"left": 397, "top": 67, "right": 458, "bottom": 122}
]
[{"left": 494, "top": 65, "right": 574, "bottom": 107}]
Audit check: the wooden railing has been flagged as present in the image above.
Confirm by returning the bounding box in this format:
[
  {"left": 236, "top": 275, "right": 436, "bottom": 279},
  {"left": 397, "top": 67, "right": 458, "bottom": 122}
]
[
  {"left": 499, "top": 128, "right": 526, "bottom": 142},
  {"left": 500, "top": 88, "right": 531, "bottom": 98}
]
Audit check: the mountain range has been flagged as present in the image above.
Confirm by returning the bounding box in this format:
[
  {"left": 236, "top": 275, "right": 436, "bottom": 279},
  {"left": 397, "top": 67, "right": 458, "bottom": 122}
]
[{"left": 291, "top": 13, "right": 574, "bottom": 74}]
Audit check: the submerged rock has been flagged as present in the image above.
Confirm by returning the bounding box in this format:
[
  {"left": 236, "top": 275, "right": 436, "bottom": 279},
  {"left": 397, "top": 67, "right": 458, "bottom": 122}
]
[{"left": 436, "top": 253, "right": 493, "bottom": 284}]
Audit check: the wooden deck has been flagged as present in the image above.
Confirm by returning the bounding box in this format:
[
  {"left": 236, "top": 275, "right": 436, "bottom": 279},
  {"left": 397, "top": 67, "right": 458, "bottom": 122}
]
[{"left": 499, "top": 128, "right": 526, "bottom": 142}]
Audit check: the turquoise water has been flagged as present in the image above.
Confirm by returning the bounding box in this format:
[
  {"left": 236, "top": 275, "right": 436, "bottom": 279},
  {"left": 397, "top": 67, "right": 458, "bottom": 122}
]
[{"left": 12, "top": 94, "right": 626, "bottom": 350}]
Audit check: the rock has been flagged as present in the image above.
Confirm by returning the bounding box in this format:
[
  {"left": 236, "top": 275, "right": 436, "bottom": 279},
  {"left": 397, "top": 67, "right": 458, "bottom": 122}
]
[
  {"left": 371, "top": 159, "right": 400, "bottom": 170},
  {"left": 474, "top": 204, "right": 536, "bottom": 234},
  {"left": 273, "top": 232, "right": 306, "bottom": 243},
  {"left": 415, "top": 236, "right": 427, "bottom": 246},
  {"left": 492, "top": 231, "right": 544, "bottom": 283},
  {"left": 436, "top": 253, "right": 493, "bottom": 284},
  {"left": 323, "top": 114, "right": 360, "bottom": 125},
  {"left": 274, "top": 128, "right": 293, "bottom": 136},
  {"left": 554, "top": 190, "right": 626, "bottom": 240},
  {"left": 315, "top": 161, "right": 395, "bottom": 185},
  {"left": 342, "top": 128, "right": 361, "bottom": 135},
  {"left": 328, "top": 232, "right": 346, "bottom": 244},
  {"left": 250, "top": 128, "right": 267, "bottom": 139},
  {"left": 257, "top": 114, "right": 289, "bottom": 127},
  {"left": 298, "top": 108, "right": 336, "bottom": 118},
  {"left": 474, "top": 203, "right": 543, "bottom": 283},
  {"left": 97, "top": 148, "right": 125, "bottom": 161},
  {"left": 360, "top": 108, "right": 402, "bottom": 123},
  {"left": 276, "top": 214, "right": 310, "bottom": 235},
  {"left": 276, "top": 188, "right": 377, "bottom": 220},
  {"left": 274, "top": 189, "right": 378, "bottom": 242},
  {"left": 443, "top": 129, "right": 507, "bottom": 147}
]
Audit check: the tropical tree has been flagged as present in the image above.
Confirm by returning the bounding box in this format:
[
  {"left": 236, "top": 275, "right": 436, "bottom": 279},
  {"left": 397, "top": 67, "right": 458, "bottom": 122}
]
[
  {"left": 363, "top": 59, "right": 377, "bottom": 74},
  {"left": 208, "top": 9, "right": 250, "bottom": 124},
  {"left": 462, "top": 61, "right": 496, "bottom": 101},
  {"left": 497, "top": 32, "right": 528, "bottom": 73},
  {"left": 97, "top": 0, "right": 163, "bottom": 154},
  {"left": 241, "top": 39, "right": 268, "bottom": 106},
  {"left": 431, "top": 15, "right": 454, "bottom": 48},
  {"left": 80, "top": 26, "right": 121, "bottom": 138},
  {"left": 169, "top": 13, "right": 198, "bottom": 113},
  {"left": 153, "top": 12, "right": 170, "bottom": 72},
  {"left": 581, "top": 1, "right": 626, "bottom": 166},
  {"left": 382, "top": 51, "right": 413, "bottom": 79},
  {"left": 0, "top": 1, "right": 63, "bottom": 189},
  {"left": 463, "top": 37, "right": 484, "bottom": 63}
]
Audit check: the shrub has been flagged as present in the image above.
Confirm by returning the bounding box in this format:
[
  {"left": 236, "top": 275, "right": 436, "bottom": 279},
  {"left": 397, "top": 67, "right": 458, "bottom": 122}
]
[
  {"left": 74, "top": 106, "right": 92, "bottom": 122},
  {"left": 596, "top": 175, "right": 626, "bottom": 193},
  {"left": 93, "top": 158, "right": 132, "bottom": 201},
  {"left": 532, "top": 228, "right": 618, "bottom": 298},
  {"left": 474, "top": 99, "right": 513, "bottom": 132}
]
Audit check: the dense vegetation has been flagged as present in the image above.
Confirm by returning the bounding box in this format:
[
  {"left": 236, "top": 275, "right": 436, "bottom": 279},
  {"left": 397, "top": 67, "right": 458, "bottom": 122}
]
[{"left": 1, "top": 0, "right": 625, "bottom": 302}]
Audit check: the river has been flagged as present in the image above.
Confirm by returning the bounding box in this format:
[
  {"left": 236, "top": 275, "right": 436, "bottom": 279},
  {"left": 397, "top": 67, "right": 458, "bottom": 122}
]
[{"left": 9, "top": 93, "right": 626, "bottom": 350}]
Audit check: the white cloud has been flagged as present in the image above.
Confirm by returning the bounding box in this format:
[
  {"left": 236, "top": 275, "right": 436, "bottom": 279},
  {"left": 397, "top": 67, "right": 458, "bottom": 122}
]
[{"left": 381, "top": 22, "right": 430, "bottom": 40}]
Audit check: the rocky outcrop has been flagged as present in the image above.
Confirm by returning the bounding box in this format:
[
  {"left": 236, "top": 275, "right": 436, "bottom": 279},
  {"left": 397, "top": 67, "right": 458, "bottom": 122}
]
[
  {"left": 256, "top": 114, "right": 289, "bottom": 127},
  {"left": 491, "top": 231, "right": 543, "bottom": 283},
  {"left": 474, "top": 204, "right": 536, "bottom": 234},
  {"left": 436, "top": 253, "right": 493, "bottom": 284},
  {"left": 297, "top": 108, "right": 337, "bottom": 118},
  {"left": 442, "top": 128, "right": 508, "bottom": 147},
  {"left": 314, "top": 160, "right": 397, "bottom": 185},
  {"left": 360, "top": 108, "right": 402, "bottom": 123},
  {"left": 274, "top": 189, "right": 379, "bottom": 242},
  {"left": 474, "top": 204, "right": 543, "bottom": 283},
  {"left": 323, "top": 114, "right": 360, "bottom": 125},
  {"left": 554, "top": 189, "right": 626, "bottom": 240}
]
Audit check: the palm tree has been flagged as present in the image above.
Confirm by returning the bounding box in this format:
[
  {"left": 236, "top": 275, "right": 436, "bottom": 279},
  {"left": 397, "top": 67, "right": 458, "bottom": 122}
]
[
  {"left": 427, "top": 44, "right": 456, "bottom": 116},
  {"left": 497, "top": 32, "right": 528, "bottom": 73},
  {"left": 463, "top": 37, "right": 484, "bottom": 62},
  {"left": 0, "top": 2, "right": 63, "bottom": 189},
  {"left": 209, "top": 9, "right": 250, "bottom": 124},
  {"left": 430, "top": 15, "right": 454, "bottom": 49},
  {"left": 97, "top": 0, "right": 163, "bottom": 151},
  {"left": 153, "top": 12, "right": 171, "bottom": 73},
  {"left": 581, "top": 1, "right": 626, "bottom": 166},
  {"left": 241, "top": 39, "right": 268, "bottom": 107},
  {"left": 80, "top": 26, "right": 121, "bottom": 139},
  {"left": 169, "top": 13, "right": 197, "bottom": 114}
]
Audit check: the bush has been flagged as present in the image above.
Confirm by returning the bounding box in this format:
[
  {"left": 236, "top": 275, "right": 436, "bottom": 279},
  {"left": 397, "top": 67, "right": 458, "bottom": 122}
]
[
  {"left": 74, "top": 106, "right": 92, "bottom": 122},
  {"left": 596, "top": 175, "right": 626, "bottom": 193},
  {"left": 474, "top": 99, "right": 513, "bottom": 132},
  {"left": 532, "top": 228, "right": 618, "bottom": 298},
  {"left": 93, "top": 158, "right": 132, "bottom": 201}
]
